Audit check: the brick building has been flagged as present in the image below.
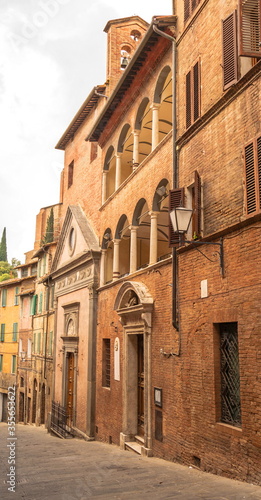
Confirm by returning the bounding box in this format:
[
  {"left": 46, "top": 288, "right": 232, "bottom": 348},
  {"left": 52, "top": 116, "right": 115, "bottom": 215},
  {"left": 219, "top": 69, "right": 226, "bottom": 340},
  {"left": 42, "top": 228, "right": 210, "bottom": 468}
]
[{"left": 15, "top": 0, "right": 261, "bottom": 486}]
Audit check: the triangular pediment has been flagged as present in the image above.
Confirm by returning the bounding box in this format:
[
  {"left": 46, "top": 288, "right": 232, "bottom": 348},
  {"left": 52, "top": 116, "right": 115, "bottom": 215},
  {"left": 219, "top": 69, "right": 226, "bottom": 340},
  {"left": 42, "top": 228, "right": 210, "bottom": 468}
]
[{"left": 51, "top": 205, "right": 99, "bottom": 272}]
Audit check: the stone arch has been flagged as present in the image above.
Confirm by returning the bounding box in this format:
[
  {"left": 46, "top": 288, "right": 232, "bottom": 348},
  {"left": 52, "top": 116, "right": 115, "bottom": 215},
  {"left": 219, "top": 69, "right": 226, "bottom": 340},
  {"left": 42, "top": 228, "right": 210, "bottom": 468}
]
[
  {"left": 114, "top": 281, "right": 153, "bottom": 312},
  {"left": 154, "top": 65, "right": 172, "bottom": 103}
]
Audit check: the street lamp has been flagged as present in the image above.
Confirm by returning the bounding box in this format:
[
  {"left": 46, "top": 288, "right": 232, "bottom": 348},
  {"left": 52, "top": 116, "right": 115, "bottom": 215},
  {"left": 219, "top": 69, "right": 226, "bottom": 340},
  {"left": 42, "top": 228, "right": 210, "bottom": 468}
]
[{"left": 170, "top": 206, "right": 224, "bottom": 276}]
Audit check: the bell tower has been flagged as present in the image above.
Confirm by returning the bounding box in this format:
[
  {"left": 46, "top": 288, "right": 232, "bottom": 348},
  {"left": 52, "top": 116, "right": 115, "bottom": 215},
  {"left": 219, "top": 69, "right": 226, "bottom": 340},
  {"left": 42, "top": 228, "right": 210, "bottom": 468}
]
[{"left": 104, "top": 16, "right": 149, "bottom": 95}]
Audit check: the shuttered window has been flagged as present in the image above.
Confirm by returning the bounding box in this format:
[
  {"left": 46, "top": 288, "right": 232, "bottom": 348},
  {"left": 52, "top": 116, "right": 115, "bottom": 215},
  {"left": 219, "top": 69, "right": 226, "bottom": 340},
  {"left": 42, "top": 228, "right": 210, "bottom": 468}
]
[
  {"left": 12, "top": 323, "right": 18, "bottom": 342},
  {"left": 186, "top": 61, "right": 201, "bottom": 129},
  {"left": 184, "top": 0, "right": 200, "bottom": 22},
  {"left": 239, "top": 0, "right": 261, "bottom": 58},
  {"left": 0, "top": 324, "right": 5, "bottom": 342},
  {"left": 222, "top": 12, "right": 238, "bottom": 90},
  {"left": 1, "top": 289, "right": 7, "bottom": 307},
  {"left": 244, "top": 136, "right": 261, "bottom": 215},
  {"left": 193, "top": 170, "right": 202, "bottom": 237},
  {"left": 169, "top": 188, "right": 185, "bottom": 247}
]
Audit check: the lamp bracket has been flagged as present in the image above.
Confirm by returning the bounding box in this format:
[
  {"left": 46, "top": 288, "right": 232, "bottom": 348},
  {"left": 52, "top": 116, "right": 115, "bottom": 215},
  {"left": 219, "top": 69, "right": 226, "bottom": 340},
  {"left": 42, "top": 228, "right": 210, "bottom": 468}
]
[{"left": 184, "top": 237, "right": 224, "bottom": 277}]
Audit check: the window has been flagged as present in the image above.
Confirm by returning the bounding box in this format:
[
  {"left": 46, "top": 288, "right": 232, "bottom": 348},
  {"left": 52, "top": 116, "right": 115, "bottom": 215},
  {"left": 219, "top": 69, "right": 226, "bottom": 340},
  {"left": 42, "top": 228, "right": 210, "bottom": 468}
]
[
  {"left": 21, "top": 267, "right": 28, "bottom": 277},
  {"left": 244, "top": 136, "right": 261, "bottom": 215},
  {"left": 0, "top": 324, "right": 5, "bottom": 342},
  {"left": 90, "top": 142, "right": 98, "bottom": 163},
  {"left": 222, "top": 5, "right": 260, "bottom": 90},
  {"left": 68, "top": 160, "right": 74, "bottom": 188},
  {"left": 31, "top": 263, "right": 38, "bottom": 275},
  {"left": 14, "top": 286, "right": 19, "bottom": 305},
  {"left": 102, "top": 339, "right": 111, "bottom": 388},
  {"left": 12, "top": 323, "right": 18, "bottom": 342},
  {"left": 11, "top": 355, "right": 17, "bottom": 374},
  {"left": 239, "top": 0, "right": 261, "bottom": 58},
  {"left": 184, "top": 0, "right": 200, "bottom": 22},
  {"left": 1, "top": 289, "right": 7, "bottom": 307},
  {"left": 30, "top": 295, "right": 38, "bottom": 315},
  {"left": 219, "top": 323, "right": 241, "bottom": 427},
  {"left": 48, "top": 331, "right": 53, "bottom": 356},
  {"left": 39, "top": 292, "right": 43, "bottom": 314},
  {"left": 169, "top": 188, "right": 185, "bottom": 246},
  {"left": 186, "top": 61, "right": 201, "bottom": 128},
  {"left": 0, "top": 354, "right": 3, "bottom": 372}
]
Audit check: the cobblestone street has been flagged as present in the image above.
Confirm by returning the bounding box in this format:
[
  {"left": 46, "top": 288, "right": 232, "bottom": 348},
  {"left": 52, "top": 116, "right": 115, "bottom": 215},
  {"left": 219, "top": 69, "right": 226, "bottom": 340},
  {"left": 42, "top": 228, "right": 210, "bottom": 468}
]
[{"left": 1, "top": 423, "right": 261, "bottom": 499}]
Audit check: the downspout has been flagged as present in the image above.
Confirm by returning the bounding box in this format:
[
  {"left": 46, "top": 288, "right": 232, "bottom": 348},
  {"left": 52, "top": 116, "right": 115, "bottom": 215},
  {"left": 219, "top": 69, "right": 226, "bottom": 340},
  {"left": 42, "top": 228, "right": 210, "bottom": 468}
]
[{"left": 152, "top": 18, "right": 179, "bottom": 334}]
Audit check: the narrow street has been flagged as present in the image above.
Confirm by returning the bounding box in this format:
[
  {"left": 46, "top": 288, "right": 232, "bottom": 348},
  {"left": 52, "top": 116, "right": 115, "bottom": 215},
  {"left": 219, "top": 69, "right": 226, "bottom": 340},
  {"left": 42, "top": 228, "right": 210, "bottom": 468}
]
[{"left": 1, "top": 423, "right": 261, "bottom": 500}]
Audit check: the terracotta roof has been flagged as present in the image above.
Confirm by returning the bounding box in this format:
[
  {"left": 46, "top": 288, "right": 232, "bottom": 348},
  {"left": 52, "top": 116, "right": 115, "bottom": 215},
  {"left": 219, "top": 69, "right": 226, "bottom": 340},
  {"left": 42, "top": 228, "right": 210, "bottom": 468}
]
[{"left": 55, "top": 85, "right": 106, "bottom": 150}]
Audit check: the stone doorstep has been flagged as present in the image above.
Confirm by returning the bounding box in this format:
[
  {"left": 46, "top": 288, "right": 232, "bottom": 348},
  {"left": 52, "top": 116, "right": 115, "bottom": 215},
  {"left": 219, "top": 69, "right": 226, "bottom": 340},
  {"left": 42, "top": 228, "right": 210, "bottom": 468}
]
[{"left": 125, "top": 441, "right": 142, "bottom": 455}]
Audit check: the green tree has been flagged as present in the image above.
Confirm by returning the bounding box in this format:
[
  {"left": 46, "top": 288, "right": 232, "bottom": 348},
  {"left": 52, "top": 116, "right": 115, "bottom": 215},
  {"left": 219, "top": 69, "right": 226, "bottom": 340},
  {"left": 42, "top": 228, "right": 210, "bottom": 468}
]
[
  {"left": 0, "top": 259, "right": 21, "bottom": 281},
  {"left": 0, "top": 227, "right": 7, "bottom": 262},
  {"left": 41, "top": 208, "right": 54, "bottom": 245}
]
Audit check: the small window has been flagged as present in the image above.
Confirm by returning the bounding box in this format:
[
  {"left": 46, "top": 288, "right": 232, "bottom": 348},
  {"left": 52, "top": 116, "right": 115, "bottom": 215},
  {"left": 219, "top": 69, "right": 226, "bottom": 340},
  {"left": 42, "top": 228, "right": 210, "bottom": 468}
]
[
  {"left": 68, "top": 161, "right": 74, "bottom": 188},
  {"left": 90, "top": 142, "right": 98, "bottom": 163},
  {"left": 1, "top": 289, "right": 7, "bottom": 307},
  {"left": 102, "top": 339, "right": 111, "bottom": 388},
  {"left": 0, "top": 354, "right": 3, "bottom": 372},
  {"left": 30, "top": 295, "right": 38, "bottom": 316},
  {"left": 185, "top": 61, "right": 201, "bottom": 128},
  {"left": 21, "top": 267, "right": 28, "bottom": 277},
  {"left": 184, "top": 0, "right": 200, "bottom": 22},
  {"left": 0, "top": 324, "right": 5, "bottom": 342},
  {"left": 12, "top": 323, "right": 18, "bottom": 342},
  {"left": 14, "top": 286, "right": 19, "bottom": 305},
  {"left": 239, "top": 0, "right": 261, "bottom": 58},
  {"left": 11, "top": 355, "right": 17, "bottom": 374},
  {"left": 219, "top": 323, "right": 241, "bottom": 427}
]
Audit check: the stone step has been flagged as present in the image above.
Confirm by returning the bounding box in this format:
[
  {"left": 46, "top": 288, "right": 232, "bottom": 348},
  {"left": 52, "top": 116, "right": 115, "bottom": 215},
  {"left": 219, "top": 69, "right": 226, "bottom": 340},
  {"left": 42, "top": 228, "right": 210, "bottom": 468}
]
[
  {"left": 134, "top": 434, "right": 144, "bottom": 445},
  {"left": 125, "top": 441, "right": 142, "bottom": 455}
]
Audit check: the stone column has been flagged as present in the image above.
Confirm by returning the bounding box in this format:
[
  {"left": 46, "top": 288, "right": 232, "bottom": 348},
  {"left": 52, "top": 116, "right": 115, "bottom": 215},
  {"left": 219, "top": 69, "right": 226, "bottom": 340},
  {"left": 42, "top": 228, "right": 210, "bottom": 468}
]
[
  {"left": 101, "top": 170, "right": 107, "bottom": 205},
  {"left": 115, "top": 154, "right": 122, "bottom": 190},
  {"left": 151, "top": 103, "right": 160, "bottom": 150},
  {"left": 133, "top": 130, "right": 140, "bottom": 167},
  {"left": 130, "top": 226, "right": 138, "bottom": 274},
  {"left": 100, "top": 249, "right": 106, "bottom": 287},
  {"left": 149, "top": 212, "right": 158, "bottom": 266},
  {"left": 113, "top": 240, "right": 121, "bottom": 281}
]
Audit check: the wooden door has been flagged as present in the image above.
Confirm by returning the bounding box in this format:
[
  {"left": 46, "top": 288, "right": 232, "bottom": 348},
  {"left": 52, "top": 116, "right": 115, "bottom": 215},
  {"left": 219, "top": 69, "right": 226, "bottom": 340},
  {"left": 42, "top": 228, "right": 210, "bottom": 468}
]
[
  {"left": 67, "top": 353, "right": 74, "bottom": 424},
  {"left": 137, "top": 335, "right": 144, "bottom": 436}
]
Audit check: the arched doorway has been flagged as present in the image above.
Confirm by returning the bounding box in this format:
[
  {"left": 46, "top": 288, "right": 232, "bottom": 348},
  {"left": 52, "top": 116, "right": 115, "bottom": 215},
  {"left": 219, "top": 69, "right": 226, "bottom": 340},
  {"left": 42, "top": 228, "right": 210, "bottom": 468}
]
[{"left": 114, "top": 281, "right": 153, "bottom": 456}]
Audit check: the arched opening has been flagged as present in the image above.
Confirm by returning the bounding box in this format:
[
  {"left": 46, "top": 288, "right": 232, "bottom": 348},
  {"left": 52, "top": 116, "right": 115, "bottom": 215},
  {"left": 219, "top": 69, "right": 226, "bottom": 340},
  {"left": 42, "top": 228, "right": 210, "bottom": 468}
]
[
  {"left": 133, "top": 199, "right": 151, "bottom": 270},
  {"left": 32, "top": 379, "right": 37, "bottom": 424},
  {"left": 104, "top": 146, "right": 116, "bottom": 199},
  {"left": 154, "top": 66, "right": 173, "bottom": 141},
  {"left": 41, "top": 383, "right": 45, "bottom": 425},
  {"left": 115, "top": 215, "right": 131, "bottom": 277},
  {"left": 102, "top": 228, "right": 113, "bottom": 284},
  {"left": 118, "top": 124, "right": 133, "bottom": 183},
  {"left": 135, "top": 98, "right": 152, "bottom": 164},
  {"left": 152, "top": 179, "right": 171, "bottom": 262}
]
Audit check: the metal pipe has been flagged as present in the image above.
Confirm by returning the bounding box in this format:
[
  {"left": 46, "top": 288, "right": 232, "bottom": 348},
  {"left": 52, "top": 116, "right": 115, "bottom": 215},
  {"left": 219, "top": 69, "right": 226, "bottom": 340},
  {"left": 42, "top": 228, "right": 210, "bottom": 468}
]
[{"left": 152, "top": 19, "right": 179, "bottom": 332}]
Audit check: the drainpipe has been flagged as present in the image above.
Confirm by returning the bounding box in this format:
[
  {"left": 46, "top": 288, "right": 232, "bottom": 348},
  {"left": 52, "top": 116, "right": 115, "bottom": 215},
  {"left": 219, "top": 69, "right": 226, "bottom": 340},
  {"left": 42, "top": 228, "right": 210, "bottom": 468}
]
[{"left": 152, "top": 18, "right": 179, "bottom": 333}]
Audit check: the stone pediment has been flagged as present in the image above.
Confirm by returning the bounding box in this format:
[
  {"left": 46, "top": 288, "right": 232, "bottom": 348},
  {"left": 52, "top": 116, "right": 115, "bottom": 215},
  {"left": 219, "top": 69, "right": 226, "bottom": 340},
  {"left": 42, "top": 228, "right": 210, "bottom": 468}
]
[{"left": 51, "top": 205, "right": 99, "bottom": 273}]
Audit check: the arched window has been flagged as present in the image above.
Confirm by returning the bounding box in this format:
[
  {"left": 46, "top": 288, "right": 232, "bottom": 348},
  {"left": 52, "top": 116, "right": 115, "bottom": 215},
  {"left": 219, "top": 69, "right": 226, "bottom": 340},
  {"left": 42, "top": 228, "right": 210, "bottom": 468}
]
[
  {"left": 115, "top": 215, "right": 131, "bottom": 278},
  {"left": 118, "top": 124, "right": 133, "bottom": 183},
  {"left": 133, "top": 199, "right": 150, "bottom": 270},
  {"left": 154, "top": 66, "right": 173, "bottom": 141},
  {"left": 135, "top": 98, "right": 152, "bottom": 163},
  {"left": 152, "top": 179, "right": 171, "bottom": 262},
  {"left": 103, "top": 146, "right": 116, "bottom": 199}
]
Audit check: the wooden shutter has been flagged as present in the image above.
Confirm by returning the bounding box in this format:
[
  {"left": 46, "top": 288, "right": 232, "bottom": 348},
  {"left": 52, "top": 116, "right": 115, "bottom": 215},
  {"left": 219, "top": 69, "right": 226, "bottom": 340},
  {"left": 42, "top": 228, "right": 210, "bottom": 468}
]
[
  {"left": 193, "top": 61, "right": 200, "bottom": 122},
  {"left": 169, "top": 188, "right": 184, "bottom": 247},
  {"left": 186, "top": 71, "right": 192, "bottom": 128},
  {"left": 184, "top": 0, "right": 190, "bottom": 22},
  {"left": 239, "top": 0, "right": 261, "bottom": 57},
  {"left": 194, "top": 170, "right": 202, "bottom": 236},
  {"left": 245, "top": 141, "right": 256, "bottom": 214},
  {"left": 1, "top": 324, "right": 5, "bottom": 342},
  {"left": 257, "top": 136, "right": 261, "bottom": 209},
  {"left": 222, "top": 12, "right": 238, "bottom": 90}
]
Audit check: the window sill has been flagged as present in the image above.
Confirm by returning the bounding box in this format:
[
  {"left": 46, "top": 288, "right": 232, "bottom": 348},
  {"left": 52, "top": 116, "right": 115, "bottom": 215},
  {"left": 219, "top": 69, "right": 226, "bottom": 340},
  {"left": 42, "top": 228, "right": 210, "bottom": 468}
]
[{"left": 215, "top": 422, "right": 242, "bottom": 436}]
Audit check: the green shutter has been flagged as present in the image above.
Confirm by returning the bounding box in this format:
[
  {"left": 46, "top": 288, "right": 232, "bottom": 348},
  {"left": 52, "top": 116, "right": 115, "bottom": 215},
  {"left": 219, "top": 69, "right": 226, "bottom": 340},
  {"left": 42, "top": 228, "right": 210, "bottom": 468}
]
[
  {"left": 0, "top": 354, "right": 3, "bottom": 371},
  {"left": 12, "top": 323, "right": 18, "bottom": 342},
  {"left": 0, "top": 324, "right": 5, "bottom": 342},
  {"left": 11, "top": 355, "right": 16, "bottom": 374},
  {"left": 1, "top": 289, "right": 7, "bottom": 307}
]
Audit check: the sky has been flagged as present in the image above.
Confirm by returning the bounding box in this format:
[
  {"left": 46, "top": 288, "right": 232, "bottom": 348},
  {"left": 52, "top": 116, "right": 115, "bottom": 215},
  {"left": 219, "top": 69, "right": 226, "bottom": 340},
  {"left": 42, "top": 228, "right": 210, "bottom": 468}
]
[{"left": 0, "top": 0, "right": 172, "bottom": 264}]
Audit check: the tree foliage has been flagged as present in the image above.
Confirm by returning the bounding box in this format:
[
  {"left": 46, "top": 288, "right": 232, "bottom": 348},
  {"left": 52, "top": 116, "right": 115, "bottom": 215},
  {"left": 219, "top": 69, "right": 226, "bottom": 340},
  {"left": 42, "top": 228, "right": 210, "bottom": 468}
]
[
  {"left": 0, "top": 259, "right": 21, "bottom": 282},
  {"left": 41, "top": 208, "right": 54, "bottom": 245},
  {"left": 0, "top": 227, "right": 7, "bottom": 262}
]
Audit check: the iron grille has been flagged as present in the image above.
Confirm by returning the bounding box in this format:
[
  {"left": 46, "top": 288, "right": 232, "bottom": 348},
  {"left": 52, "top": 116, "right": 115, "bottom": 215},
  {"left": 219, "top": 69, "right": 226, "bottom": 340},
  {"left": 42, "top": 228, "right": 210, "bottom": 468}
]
[
  {"left": 220, "top": 323, "right": 241, "bottom": 426},
  {"left": 50, "top": 401, "right": 72, "bottom": 438}
]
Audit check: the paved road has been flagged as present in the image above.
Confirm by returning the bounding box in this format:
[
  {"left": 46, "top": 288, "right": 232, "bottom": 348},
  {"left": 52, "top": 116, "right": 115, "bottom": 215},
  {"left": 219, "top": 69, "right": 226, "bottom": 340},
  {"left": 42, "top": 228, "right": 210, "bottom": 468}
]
[{"left": 1, "top": 424, "right": 261, "bottom": 500}]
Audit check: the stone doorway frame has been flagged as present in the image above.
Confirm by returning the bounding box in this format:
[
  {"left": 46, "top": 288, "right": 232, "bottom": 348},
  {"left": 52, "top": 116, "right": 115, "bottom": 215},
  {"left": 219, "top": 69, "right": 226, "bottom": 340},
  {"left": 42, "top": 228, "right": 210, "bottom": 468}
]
[{"left": 114, "top": 281, "right": 153, "bottom": 456}]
